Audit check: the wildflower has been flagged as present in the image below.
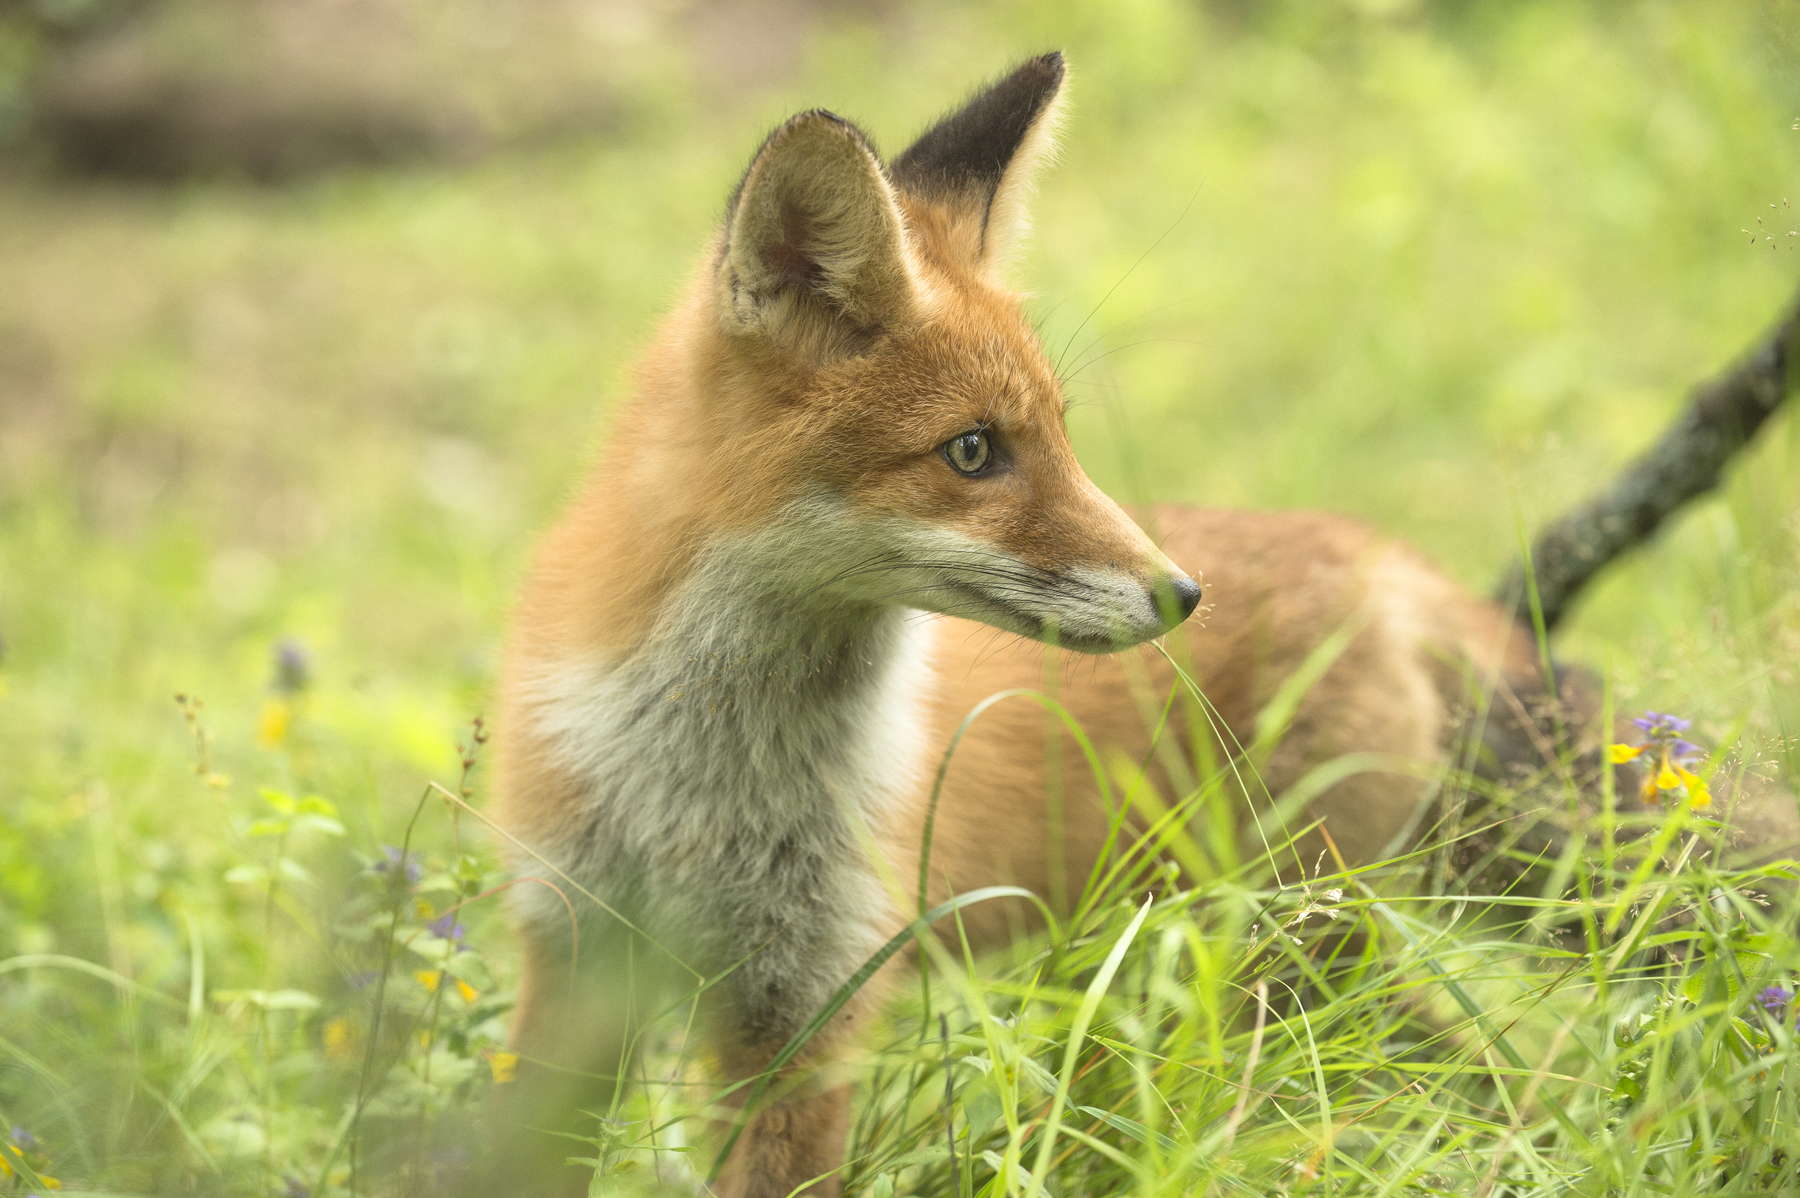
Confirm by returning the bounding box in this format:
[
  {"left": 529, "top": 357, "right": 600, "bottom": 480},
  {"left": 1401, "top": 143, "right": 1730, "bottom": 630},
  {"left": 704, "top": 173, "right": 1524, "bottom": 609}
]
[
  {"left": 1610, "top": 711, "right": 1711, "bottom": 808},
  {"left": 257, "top": 698, "right": 291, "bottom": 747},
  {"left": 9, "top": 1128, "right": 35, "bottom": 1151},
  {"left": 273, "top": 638, "right": 311, "bottom": 696},
  {"left": 413, "top": 968, "right": 475, "bottom": 1001},
  {"left": 489, "top": 1051, "right": 519, "bottom": 1083},
  {"left": 1758, "top": 985, "right": 1793, "bottom": 1015},
  {"left": 322, "top": 1016, "right": 358, "bottom": 1062},
  {"left": 374, "top": 845, "right": 421, "bottom": 885},
  {"left": 425, "top": 911, "right": 467, "bottom": 947}
]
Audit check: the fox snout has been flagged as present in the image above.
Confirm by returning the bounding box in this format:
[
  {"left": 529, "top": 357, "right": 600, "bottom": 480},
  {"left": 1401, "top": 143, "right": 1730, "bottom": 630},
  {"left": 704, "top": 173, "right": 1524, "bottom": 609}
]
[
  {"left": 1164, "top": 573, "right": 1204, "bottom": 624},
  {"left": 1067, "top": 510, "right": 1203, "bottom": 649},
  {"left": 1117, "top": 557, "right": 1202, "bottom": 645},
  {"left": 911, "top": 540, "right": 1201, "bottom": 654}
]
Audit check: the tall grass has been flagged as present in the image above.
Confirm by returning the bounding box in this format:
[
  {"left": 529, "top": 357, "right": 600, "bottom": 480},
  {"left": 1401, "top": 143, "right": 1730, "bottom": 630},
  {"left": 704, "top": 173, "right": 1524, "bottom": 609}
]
[
  {"left": 7, "top": 644, "right": 1799, "bottom": 1196},
  {"left": 3, "top": 0, "right": 1799, "bottom": 1194}
]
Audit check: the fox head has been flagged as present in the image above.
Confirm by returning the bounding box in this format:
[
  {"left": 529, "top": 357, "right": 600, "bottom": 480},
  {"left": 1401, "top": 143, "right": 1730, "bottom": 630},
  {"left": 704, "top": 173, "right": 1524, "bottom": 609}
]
[{"left": 624, "top": 53, "right": 1199, "bottom": 655}]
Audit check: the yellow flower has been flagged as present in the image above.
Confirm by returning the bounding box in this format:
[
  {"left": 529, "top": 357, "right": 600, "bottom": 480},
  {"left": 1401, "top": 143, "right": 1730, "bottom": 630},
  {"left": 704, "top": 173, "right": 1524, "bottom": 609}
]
[
  {"left": 414, "top": 969, "right": 441, "bottom": 992},
  {"left": 414, "top": 897, "right": 434, "bottom": 919},
  {"left": 455, "top": 978, "right": 479, "bottom": 1003},
  {"left": 1676, "top": 765, "right": 1712, "bottom": 809},
  {"left": 43, "top": 1176, "right": 62, "bottom": 1190},
  {"left": 322, "top": 1015, "right": 358, "bottom": 1061},
  {"left": 1610, "top": 742, "right": 1645, "bottom": 763},
  {"left": 489, "top": 1051, "right": 519, "bottom": 1084},
  {"left": 257, "top": 697, "right": 291, "bottom": 747}
]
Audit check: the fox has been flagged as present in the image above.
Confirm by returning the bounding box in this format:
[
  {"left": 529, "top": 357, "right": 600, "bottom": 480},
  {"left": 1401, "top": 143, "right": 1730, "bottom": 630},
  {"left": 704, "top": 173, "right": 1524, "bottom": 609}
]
[{"left": 480, "top": 52, "right": 1798, "bottom": 1197}]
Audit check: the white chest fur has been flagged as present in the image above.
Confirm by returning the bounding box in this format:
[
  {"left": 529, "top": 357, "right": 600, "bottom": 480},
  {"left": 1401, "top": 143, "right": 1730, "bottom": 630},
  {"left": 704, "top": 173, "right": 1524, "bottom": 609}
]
[{"left": 510, "top": 506, "right": 939, "bottom": 1021}]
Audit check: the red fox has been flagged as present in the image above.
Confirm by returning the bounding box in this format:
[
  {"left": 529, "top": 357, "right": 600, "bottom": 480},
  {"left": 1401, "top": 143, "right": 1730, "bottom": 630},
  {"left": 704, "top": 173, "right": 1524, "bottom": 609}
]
[{"left": 482, "top": 53, "right": 1794, "bottom": 1196}]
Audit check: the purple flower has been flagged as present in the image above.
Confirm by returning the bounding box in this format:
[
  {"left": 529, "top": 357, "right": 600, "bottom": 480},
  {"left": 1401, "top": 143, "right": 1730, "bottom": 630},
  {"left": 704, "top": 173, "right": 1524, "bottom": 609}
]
[
  {"left": 9, "top": 1126, "right": 35, "bottom": 1150},
  {"left": 1758, "top": 985, "right": 1793, "bottom": 1015},
  {"left": 426, "top": 911, "right": 467, "bottom": 946},
  {"left": 282, "top": 1175, "right": 311, "bottom": 1198},
  {"left": 273, "top": 637, "right": 312, "bottom": 696},
  {"left": 1628, "top": 712, "right": 1701, "bottom": 761},
  {"left": 374, "top": 845, "right": 421, "bottom": 885}
]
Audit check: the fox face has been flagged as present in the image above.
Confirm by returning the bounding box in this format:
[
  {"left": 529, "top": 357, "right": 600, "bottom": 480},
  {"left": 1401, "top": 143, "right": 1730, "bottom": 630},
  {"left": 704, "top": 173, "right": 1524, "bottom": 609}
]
[{"left": 689, "top": 54, "right": 1200, "bottom": 654}]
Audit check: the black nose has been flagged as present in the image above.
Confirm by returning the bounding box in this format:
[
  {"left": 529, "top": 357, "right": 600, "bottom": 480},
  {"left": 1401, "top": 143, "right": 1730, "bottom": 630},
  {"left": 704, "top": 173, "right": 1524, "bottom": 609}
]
[{"left": 1171, "top": 575, "right": 1202, "bottom": 621}]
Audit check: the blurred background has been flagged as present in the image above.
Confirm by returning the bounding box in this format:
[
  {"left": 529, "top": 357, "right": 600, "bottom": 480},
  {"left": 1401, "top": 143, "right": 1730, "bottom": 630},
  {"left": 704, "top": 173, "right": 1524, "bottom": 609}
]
[{"left": 1, "top": 0, "right": 1799, "bottom": 1188}]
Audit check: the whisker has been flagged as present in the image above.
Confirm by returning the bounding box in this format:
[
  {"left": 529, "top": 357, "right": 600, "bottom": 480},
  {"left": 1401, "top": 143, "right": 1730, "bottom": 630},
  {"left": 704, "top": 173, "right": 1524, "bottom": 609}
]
[
  {"left": 1053, "top": 293, "right": 1211, "bottom": 388},
  {"left": 1060, "top": 336, "right": 1211, "bottom": 389},
  {"left": 1052, "top": 185, "right": 1201, "bottom": 380}
]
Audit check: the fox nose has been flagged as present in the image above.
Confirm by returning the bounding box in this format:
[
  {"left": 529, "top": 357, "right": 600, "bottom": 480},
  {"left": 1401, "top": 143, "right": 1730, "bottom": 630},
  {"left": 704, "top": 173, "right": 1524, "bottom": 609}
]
[{"left": 1171, "top": 574, "right": 1202, "bottom": 620}]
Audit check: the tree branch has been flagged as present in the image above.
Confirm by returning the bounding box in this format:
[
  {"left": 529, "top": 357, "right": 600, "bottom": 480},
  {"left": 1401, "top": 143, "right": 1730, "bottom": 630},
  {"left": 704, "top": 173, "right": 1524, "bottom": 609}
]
[{"left": 1496, "top": 283, "right": 1800, "bottom": 630}]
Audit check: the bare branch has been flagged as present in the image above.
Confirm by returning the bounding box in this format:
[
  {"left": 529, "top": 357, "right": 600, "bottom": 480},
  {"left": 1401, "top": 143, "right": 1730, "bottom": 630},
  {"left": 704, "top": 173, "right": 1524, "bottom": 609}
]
[{"left": 1497, "top": 284, "right": 1800, "bottom": 630}]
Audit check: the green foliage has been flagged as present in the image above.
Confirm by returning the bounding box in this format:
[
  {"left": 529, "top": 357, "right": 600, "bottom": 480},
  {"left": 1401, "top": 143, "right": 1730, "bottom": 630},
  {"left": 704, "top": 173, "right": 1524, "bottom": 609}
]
[{"left": 2, "top": 0, "right": 1800, "bottom": 1194}]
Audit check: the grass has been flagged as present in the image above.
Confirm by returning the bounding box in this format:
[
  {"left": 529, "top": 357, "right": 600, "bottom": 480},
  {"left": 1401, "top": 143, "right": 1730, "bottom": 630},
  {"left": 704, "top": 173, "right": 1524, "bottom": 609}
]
[{"left": 3, "top": 0, "right": 1800, "bottom": 1193}]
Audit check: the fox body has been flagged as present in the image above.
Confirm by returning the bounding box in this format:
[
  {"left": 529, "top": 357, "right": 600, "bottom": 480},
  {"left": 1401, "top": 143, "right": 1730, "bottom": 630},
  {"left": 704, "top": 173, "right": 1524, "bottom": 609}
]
[{"left": 483, "top": 54, "right": 1717, "bottom": 1197}]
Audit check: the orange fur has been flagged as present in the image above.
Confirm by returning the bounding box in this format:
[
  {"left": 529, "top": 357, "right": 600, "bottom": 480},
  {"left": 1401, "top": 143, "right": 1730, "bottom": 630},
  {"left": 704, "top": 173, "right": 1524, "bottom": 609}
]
[{"left": 475, "top": 55, "right": 1656, "bottom": 1197}]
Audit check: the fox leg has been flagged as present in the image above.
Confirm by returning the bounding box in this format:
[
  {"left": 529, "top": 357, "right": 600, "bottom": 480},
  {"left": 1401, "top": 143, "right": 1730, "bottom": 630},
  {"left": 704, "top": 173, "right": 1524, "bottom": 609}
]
[
  {"left": 709, "top": 1060, "right": 855, "bottom": 1198},
  {"left": 471, "top": 922, "right": 653, "bottom": 1197},
  {"left": 706, "top": 982, "right": 887, "bottom": 1198}
]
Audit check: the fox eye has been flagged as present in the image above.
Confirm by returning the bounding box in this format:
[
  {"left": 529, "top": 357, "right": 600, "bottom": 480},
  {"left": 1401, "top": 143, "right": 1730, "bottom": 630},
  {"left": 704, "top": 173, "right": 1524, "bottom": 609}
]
[{"left": 943, "top": 430, "right": 992, "bottom": 476}]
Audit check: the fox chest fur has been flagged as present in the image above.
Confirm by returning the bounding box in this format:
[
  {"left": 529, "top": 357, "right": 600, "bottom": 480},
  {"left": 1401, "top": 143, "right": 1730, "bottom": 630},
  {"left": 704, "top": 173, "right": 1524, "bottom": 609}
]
[{"left": 506, "top": 510, "right": 940, "bottom": 1025}]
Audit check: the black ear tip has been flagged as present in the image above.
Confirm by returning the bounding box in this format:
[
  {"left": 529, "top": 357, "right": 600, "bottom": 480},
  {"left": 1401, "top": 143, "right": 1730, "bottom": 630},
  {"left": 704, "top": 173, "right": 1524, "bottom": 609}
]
[
  {"left": 787, "top": 108, "right": 848, "bottom": 132},
  {"left": 774, "top": 109, "right": 880, "bottom": 158},
  {"left": 1021, "top": 51, "right": 1065, "bottom": 87}
]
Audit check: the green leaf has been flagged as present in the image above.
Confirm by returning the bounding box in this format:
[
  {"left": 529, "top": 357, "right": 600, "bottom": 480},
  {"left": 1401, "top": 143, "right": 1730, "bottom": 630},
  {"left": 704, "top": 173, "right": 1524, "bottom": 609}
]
[
  {"left": 201, "top": 1115, "right": 267, "bottom": 1158},
  {"left": 259, "top": 787, "right": 297, "bottom": 814},
  {"left": 294, "top": 814, "right": 346, "bottom": 837},
  {"left": 213, "top": 988, "right": 320, "bottom": 1011},
  {"left": 1076, "top": 1105, "right": 1181, "bottom": 1151},
  {"left": 885, "top": 1145, "right": 951, "bottom": 1169}
]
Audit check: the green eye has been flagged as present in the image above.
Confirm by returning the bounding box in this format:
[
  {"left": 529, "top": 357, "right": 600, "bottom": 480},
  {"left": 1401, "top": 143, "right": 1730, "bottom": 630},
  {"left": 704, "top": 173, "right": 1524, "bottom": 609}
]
[{"left": 944, "top": 430, "right": 992, "bottom": 475}]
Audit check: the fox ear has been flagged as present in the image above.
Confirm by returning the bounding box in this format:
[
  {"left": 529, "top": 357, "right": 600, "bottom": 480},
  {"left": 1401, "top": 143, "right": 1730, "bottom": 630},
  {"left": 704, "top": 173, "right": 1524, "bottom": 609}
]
[
  {"left": 718, "top": 110, "right": 916, "bottom": 347},
  {"left": 892, "top": 52, "right": 1066, "bottom": 268}
]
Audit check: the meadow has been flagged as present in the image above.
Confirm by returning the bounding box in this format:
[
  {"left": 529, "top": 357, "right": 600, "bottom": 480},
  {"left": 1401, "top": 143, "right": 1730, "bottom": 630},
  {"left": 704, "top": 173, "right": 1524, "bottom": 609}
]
[{"left": 3, "top": 0, "right": 1800, "bottom": 1193}]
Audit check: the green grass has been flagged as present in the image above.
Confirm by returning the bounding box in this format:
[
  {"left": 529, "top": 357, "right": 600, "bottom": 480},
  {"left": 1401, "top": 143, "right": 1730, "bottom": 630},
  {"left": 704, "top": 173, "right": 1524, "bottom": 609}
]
[{"left": 3, "top": 0, "right": 1800, "bottom": 1193}]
